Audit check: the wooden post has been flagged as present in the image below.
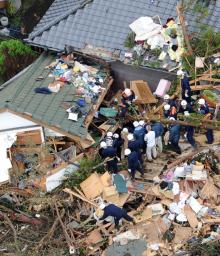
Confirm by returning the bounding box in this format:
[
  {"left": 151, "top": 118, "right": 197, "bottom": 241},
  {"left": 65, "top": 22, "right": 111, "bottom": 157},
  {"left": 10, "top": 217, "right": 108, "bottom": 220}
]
[{"left": 176, "top": 2, "right": 193, "bottom": 55}]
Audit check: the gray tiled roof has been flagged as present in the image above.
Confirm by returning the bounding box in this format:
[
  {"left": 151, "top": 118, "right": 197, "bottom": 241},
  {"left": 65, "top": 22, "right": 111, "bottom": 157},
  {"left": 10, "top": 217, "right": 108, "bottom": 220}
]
[
  {"left": 26, "top": 0, "right": 220, "bottom": 55},
  {"left": 0, "top": 54, "right": 107, "bottom": 139}
]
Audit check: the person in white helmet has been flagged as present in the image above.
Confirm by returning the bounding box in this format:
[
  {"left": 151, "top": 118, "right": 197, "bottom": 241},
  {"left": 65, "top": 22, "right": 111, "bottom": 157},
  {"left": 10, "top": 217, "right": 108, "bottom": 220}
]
[
  {"left": 164, "top": 104, "right": 171, "bottom": 118},
  {"left": 105, "top": 131, "right": 113, "bottom": 147},
  {"left": 124, "top": 148, "right": 144, "bottom": 180},
  {"left": 198, "top": 98, "right": 214, "bottom": 144},
  {"left": 179, "top": 100, "right": 197, "bottom": 148},
  {"left": 144, "top": 125, "right": 157, "bottom": 161},
  {"left": 177, "top": 70, "right": 192, "bottom": 103},
  {"left": 127, "top": 133, "right": 143, "bottom": 165},
  {"left": 94, "top": 202, "right": 134, "bottom": 229},
  {"left": 113, "top": 133, "right": 124, "bottom": 159},
  {"left": 99, "top": 140, "right": 118, "bottom": 173},
  {"left": 133, "top": 120, "right": 146, "bottom": 153},
  {"left": 119, "top": 88, "right": 135, "bottom": 117}
]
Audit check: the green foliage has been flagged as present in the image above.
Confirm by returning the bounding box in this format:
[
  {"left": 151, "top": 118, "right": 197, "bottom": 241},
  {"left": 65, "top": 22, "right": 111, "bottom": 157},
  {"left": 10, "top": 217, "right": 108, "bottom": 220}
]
[
  {"left": 182, "top": 26, "right": 220, "bottom": 75},
  {"left": 187, "top": 239, "right": 220, "bottom": 256},
  {"left": 0, "top": 39, "right": 36, "bottom": 76},
  {"left": 124, "top": 32, "right": 136, "bottom": 49},
  {"left": 7, "top": 0, "right": 17, "bottom": 16},
  {"left": 168, "top": 79, "right": 179, "bottom": 96},
  {"left": 64, "top": 156, "right": 103, "bottom": 188},
  {"left": 203, "top": 90, "right": 217, "bottom": 101}
]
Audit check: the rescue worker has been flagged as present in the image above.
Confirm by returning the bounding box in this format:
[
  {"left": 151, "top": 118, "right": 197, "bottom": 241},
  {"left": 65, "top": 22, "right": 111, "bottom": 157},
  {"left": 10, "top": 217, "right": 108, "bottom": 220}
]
[
  {"left": 127, "top": 133, "right": 143, "bottom": 165},
  {"left": 99, "top": 141, "right": 118, "bottom": 173},
  {"left": 105, "top": 131, "right": 113, "bottom": 147},
  {"left": 94, "top": 203, "right": 134, "bottom": 230},
  {"left": 133, "top": 120, "right": 146, "bottom": 153},
  {"left": 119, "top": 88, "right": 136, "bottom": 117},
  {"left": 120, "top": 127, "right": 129, "bottom": 159},
  {"left": 164, "top": 104, "right": 171, "bottom": 118},
  {"left": 164, "top": 94, "right": 178, "bottom": 108},
  {"left": 152, "top": 122, "right": 164, "bottom": 153},
  {"left": 168, "top": 117, "right": 181, "bottom": 154},
  {"left": 124, "top": 148, "right": 144, "bottom": 180},
  {"left": 177, "top": 70, "right": 192, "bottom": 104},
  {"left": 113, "top": 133, "right": 124, "bottom": 160},
  {"left": 179, "top": 100, "right": 197, "bottom": 148},
  {"left": 144, "top": 125, "right": 157, "bottom": 161},
  {"left": 198, "top": 98, "right": 214, "bottom": 144}
]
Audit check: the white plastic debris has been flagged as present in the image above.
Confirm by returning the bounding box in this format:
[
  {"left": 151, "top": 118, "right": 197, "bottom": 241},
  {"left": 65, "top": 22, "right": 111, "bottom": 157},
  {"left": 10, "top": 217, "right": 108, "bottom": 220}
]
[{"left": 187, "top": 196, "right": 203, "bottom": 214}]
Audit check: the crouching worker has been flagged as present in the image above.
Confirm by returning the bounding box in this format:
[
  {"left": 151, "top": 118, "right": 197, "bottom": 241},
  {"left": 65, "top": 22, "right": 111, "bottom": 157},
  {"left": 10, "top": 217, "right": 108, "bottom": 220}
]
[
  {"left": 124, "top": 148, "right": 144, "bottom": 180},
  {"left": 94, "top": 203, "right": 134, "bottom": 230},
  {"left": 99, "top": 141, "right": 118, "bottom": 173}
]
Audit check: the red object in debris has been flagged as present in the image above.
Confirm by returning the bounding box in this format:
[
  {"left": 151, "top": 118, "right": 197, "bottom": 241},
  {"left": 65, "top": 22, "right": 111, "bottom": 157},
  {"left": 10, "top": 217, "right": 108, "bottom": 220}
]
[{"left": 0, "top": 211, "right": 42, "bottom": 225}]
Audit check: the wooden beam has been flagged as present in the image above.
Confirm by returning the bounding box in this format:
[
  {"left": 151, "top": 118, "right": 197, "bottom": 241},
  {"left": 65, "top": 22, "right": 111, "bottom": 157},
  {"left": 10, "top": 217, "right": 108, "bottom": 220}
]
[{"left": 190, "top": 85, "right": 220, "bottom": 91}]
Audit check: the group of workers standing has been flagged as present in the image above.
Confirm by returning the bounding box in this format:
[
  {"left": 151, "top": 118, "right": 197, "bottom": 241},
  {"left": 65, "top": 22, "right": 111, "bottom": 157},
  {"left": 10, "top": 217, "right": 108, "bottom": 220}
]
[
  {"left": 95, "top": 72, "right": 215, "bottom": 229},
  {"left": 99, "top": 74, "right": 215, "bottom": 180}
]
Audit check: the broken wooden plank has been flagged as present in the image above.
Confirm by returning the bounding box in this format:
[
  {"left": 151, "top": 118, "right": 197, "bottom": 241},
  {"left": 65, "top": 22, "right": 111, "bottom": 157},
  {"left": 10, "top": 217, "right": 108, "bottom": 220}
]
[{"left": 63, "top": 188, "right": 98, "bottom": 207}]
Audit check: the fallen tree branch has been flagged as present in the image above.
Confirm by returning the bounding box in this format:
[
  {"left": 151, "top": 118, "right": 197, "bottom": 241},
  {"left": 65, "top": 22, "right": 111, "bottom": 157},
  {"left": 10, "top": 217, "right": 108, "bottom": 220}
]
[
  {"left": 36, "top": 209, "right": 65, "bottom": 250},
  {"left": 54, "top": 203, "right": 75, "bottom": 248},
  {"left": 2, "top": 212, "right": 20, "bottom": 253}
]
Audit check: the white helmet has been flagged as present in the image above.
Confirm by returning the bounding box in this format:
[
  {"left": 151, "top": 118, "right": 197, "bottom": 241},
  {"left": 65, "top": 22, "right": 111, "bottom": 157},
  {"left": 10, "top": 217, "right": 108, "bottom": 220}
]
[
  {"left": 127, "top": 133, "right": 134, "bottom": 141},
  {"left": 133, "top": 121, "right": 139, "bottom": 127},
  {"left": 169, "top": 117, "right": 175, "bottom": 121},
  {"left": 124, "top": 88, "right": 132, "bottom": 96},
  {"left": 99, "top": 203, "right": 106, "bottom": 210},
  {"left": 100, "top": 141, "right": 107, "bottom": 148},
  {"left": 107, "top": 131, "right": 113, "bottom": 137},
  {"left": 177, "top": 69, "right": 184, "bottom": 76},
  {"left": 164, "top": 94, "right": 170, "bottom": 100},
  {"left": 124, "top": 148, "right": 131, "bottom": 156},
  {"left": 113, "top": 133, "right": 119, "bottom": 139},
  {"left": 181, "top": 100, "right": 187, "bottom": 106},
  {"left": 122, "top": 127, "right": 128, "bottom": 133},
  {"left": 139, "top": 120, "right": 145, "bottom": 126},
  {"left": 198, "top": 98, "right": 205, "bottom": 105},
  {"left": 164, "top": 104, "right": 171, "bottom": 111}
]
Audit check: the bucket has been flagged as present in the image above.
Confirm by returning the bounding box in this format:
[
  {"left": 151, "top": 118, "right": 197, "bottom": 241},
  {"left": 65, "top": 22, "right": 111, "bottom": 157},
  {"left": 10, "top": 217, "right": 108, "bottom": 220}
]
[{"left": 0, "top": 16, "right": 8, "bottom": 26}]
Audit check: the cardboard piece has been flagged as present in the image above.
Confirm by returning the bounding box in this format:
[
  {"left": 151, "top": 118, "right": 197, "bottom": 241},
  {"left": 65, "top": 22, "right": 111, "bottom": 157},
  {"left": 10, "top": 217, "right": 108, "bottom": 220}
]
[
  {"left": 131, "top": 207, "right": 152, "bottom": 223},
  {"left": 87, "top": 229, "right": 103, "bottom": 245},
  {"left": 103, "top": 186, "right": 118, "bottom": 198},
  {"left": 173, "top": 227, "right": 192, "bottom": 244},
  {"left": 103, "top": 193, "right": 130, "bottom": 207},
  {"left": 147, "top": 203, "right": 164, "bottom": 216},
  {"left": 184, "top": 205, "right": 199, "bottom": 228},
  {"left": 80, "top": 172, "right": 104, "bottom": 199},
  {"left": 100, "top": 172, "right": 111, "bottom": 187}
]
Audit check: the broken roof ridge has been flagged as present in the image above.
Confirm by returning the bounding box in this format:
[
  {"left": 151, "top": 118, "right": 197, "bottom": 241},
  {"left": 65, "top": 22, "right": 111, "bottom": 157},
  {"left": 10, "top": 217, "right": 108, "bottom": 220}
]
[{"left": 27, "top": 0, "right": 93, "bottom": 41}]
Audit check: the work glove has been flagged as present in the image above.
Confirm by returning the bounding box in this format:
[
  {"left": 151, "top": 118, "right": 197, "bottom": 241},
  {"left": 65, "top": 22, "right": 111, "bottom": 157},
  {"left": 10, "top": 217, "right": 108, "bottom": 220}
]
[{"left": 184, "top": 111, "right": 190, "bottom": 116}]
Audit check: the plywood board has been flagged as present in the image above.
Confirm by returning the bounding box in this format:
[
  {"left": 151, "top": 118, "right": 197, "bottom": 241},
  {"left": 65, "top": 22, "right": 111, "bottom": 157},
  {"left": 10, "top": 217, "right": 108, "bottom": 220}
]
[
  {"left": 16, "top": 129, "right": 42, "bottom": 145},
  {"left": 103, "top": 193, "right": 130, "bottom": 207},
  {"left": 103, "top": 186, "right": 118, "bottom": 198},
  {"left": 80, "top": 172, "right": 104, "bottom": 199},
  {"left": 100, "top": 171, "right": 111, "bottom": 187},
  {"left": 184, "top": 205, "right": 198, "bottom": 228},
  {"left": 130, "top": 80, "right": 157, "bottom": 104}
]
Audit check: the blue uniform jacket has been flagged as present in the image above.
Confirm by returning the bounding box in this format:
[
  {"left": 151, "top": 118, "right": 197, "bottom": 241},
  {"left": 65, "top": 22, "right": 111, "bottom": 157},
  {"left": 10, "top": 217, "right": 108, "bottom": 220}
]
[
  {"left": 100, "top": 204, "right": 126, "bottom": 220},
  {"left": 198, "top": 104, "right": 210, "bottom": 115},
  {"left": 128, "top": 140, "right": 141, "bottom": 153},
  {"left": 152, "top": 123, "right": 164, "bottom": 138},
  {"left": 169, "top": 124, "right": 181, "bottom": 144},
  {"left": 101, "top": 147, "right": 117, "bottom": 159},
  {"left": 133, "top": 126, "right": 145, "bottom": 146},
  {"left": 113, "top": 138, "right": 124, "bottom": 149},
  {"left": 128, "top": 151, "right": 140, "bottom": 169}
]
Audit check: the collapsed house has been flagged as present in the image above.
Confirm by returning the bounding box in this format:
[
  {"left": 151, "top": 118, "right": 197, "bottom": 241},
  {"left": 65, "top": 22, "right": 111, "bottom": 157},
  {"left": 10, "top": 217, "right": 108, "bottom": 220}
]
[{"left": 0, "top": 52, "right": 112, "bottom": 189}]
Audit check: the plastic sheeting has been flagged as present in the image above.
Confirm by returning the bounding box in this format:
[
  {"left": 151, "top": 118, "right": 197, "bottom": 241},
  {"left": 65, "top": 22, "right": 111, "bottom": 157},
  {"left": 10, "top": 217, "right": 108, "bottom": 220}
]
[{"left": 0, "top": 133, "right": 17, "bottom": 183}]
